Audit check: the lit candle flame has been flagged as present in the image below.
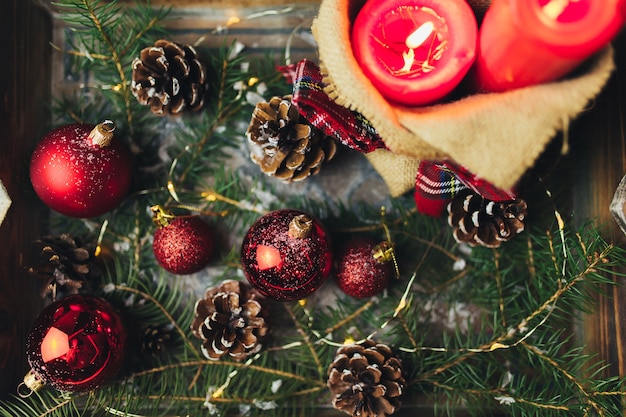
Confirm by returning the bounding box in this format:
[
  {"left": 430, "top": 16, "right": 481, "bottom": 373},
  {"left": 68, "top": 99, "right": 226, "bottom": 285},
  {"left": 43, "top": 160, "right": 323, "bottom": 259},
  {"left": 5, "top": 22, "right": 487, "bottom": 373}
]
[
  {"left": 400, "top": 21, "right": 435, "bottom": 74},
  {"left": 542, "top": 0, "right": 579, "bottom": 20},
  {"left": 405, "top": 21, "right": 435, "bottom": 49}
]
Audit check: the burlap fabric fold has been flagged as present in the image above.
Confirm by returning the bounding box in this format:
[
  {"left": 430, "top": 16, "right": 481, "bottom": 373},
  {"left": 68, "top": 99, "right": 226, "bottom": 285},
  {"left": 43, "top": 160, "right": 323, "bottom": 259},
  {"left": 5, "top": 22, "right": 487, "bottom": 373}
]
[{"left": 312, "top": 0, "right": 615, "bottom": 197}]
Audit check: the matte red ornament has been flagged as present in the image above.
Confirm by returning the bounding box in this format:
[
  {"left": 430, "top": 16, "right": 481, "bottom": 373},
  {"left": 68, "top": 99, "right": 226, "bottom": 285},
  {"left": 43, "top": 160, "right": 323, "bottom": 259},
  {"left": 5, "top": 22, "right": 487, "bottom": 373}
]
[
  {"left": 152, "top": 206, "right": 214, "bottom": 275},
  {"left": 25, "top": 295, "right": 127, "bottom": 393},
  {"left": 29, "top": 121, "right": 133, "bottom": 218},
  {"left": 335, "top": 238, "right": 394, "bottom": 299},
  {"left": 241, "top": 209, "right": 332, "bottom": 301}
]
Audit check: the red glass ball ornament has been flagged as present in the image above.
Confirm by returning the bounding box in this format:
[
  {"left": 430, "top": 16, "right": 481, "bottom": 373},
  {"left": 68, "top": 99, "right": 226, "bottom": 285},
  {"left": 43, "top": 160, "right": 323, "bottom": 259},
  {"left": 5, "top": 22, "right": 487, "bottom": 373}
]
[
  {"left": 241, "top": 209, "right": 333, "bottom": 301},
  {"left": 335, "top": 238, "right": 394, "bottom": 299},
  {"left": 152, "top": 207, "right": 214, "bottom": 275},
  {"left": 30, "top": 121, "right": 133, "bottom": 218},
  {"left": 25, "top": 295, "right": 127, "bottom": 392}
]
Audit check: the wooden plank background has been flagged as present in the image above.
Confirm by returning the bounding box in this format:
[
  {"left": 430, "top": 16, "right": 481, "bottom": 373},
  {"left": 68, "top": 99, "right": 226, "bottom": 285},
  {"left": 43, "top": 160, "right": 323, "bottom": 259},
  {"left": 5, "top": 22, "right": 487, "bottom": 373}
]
[
  {"left": 570, "top": 29, "right": 626, "bottom": 398},
  {"left": 0, "top": 0, "right": 51, "bottom": 399}
]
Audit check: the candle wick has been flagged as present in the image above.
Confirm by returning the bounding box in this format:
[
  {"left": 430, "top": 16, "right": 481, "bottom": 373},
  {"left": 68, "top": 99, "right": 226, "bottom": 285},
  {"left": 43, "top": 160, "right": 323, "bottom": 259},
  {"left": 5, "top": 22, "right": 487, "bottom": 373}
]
[
  {"left": 405, "top": 21, "right": 435, "bottom": 49},
  {"left": 542, "top": 0, "right": 578, "bottom": 21},
  {"left": 400, "top": 49, "right": 415, "bottom": 74}
]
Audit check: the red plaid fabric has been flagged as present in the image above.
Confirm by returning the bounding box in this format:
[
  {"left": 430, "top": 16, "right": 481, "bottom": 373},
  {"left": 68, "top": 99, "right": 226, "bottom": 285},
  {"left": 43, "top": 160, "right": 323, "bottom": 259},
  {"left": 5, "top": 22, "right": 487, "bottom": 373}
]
[
  {"left": 280, "top": 59, "right": 386, "bottom": 153},
  {"left": 443, "top": 160, "right": 517, "bottom": 202},
  {"left": 414, "top": 161, "right": 468, "bottom": 217},
  {"left": 415, "top": 160, "right": 517, "bottom": 217}
]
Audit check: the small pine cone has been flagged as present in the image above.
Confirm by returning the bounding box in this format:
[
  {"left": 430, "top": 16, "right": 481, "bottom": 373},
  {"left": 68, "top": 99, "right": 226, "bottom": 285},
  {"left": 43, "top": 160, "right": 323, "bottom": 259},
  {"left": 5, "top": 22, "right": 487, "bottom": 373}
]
[
  {"left": 141, "top": 324, "right": 174, "bottom": 356},
  {"left": 247, "top": 95, "right": 337, "bottom": 182},
  {"left": 131, "top": 39, "right": 206, "bottom": 115},
  {"left": 27, "top": 234, "right": 100, "bottom": 300},
  {"left": 327, "top": 340, "right": 405, "bottom": 417},
  {"left": 191, "top": 280, "right": 268, "bottom": 361},
  {"left": 447, "top": 189, "right": 528, "bottom": 248}
]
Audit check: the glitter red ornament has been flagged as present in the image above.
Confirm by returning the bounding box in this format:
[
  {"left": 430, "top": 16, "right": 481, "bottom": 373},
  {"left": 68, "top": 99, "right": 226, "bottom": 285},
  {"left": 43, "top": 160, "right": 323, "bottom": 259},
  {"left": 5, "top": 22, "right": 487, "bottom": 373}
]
[
  {"left": 151, "top": 206, "right": 215, "bottom": 275},
  {"left": 335, "top": 238, "right": 394, "bottom": 299},
  {"left": 241, "top": 209, "right": 332, "bottom": 301},
  {"left": 29, "top": 120, "right": 133, "bottom": 218},
  {"left": 23, "top": 295, "right": 127, "bottom": 393}
]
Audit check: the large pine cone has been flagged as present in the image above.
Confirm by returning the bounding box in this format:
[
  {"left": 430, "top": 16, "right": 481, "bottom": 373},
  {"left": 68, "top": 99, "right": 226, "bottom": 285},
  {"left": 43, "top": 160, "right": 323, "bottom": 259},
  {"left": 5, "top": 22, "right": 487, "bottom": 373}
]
[
  {"left": 27, "top": 234, "right": 100, "bottom": 300},
  {"left": 131, "top": 39, "right": 206, "bottom": 115},
  {"left": 191, "top": 280, "right": 268, "bottom": 361},
  {"left": 328, "top": 340, "right": 405, "bottom": 417},
  {"left": 247, "top": 95, "right": 337, "bottom": 182},
  {"left": 447, "top": 189, "right": 527, "bottom": 248}
]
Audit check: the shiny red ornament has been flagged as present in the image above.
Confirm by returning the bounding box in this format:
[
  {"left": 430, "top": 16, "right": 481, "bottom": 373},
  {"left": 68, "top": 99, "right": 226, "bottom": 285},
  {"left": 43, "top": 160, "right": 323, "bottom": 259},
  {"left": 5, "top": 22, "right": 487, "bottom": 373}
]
[
  {"left": 241, "top": 209, "right": 332, "bottom": 301},
  {"left": 152, "top": 206, "right": 214, "bottom": 275},
  {"left": 29, "top": 121, "right": 133, "bottom": 218},
  {"left": 25, "top": 295, "right": 127, "bottom": 393},
  {"left": 335, "top": 238, "right": 394, "bottom": 299}
]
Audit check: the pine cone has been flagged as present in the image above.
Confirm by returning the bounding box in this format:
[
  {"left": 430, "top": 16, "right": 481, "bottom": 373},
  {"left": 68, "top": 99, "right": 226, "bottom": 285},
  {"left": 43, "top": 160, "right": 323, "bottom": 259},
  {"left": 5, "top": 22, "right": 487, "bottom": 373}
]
[
  {"left": 327, "top": 340, "right": 405, "bottom": 417},
  {"left": 247, "top": 95, "right": 337, "bottom": 182},
  {"left": 141, "top": 324, "right": 174, "bottom": 356},
  {"left": 27, "top": 234, "right": 100, "bottom": 300},
  {"left": 131, "top": 39, "right": 206, "bottom": 115},
  {"left": 191, "top": 280, "right": 268, "bottom": 361},
  {"left": 447, "top": 189, "right": 528, "bottom": 248}
]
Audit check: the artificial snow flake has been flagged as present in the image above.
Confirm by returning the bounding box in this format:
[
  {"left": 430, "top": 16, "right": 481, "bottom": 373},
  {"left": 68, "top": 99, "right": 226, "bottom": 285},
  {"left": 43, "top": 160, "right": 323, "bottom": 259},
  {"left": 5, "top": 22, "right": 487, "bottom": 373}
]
[
  {"left": 271, "top": 379, "right": 283, "bottom": 394},
  {"left": 495, "top": 395, "right": 516, "bottom": 406},
  {"left": 452, "top": 258, "right": 466, "bottom": 271},
  {"left": 253, "top": 399, "right": 278, "bottom": 410}
]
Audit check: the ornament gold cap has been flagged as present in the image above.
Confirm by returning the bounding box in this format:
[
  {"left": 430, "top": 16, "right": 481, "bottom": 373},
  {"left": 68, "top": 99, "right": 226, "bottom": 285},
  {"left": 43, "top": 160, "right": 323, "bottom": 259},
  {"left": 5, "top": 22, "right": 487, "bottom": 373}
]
[
  {"left": 151, "top": 205, "right": 173, "bottom": 228},
  {"left": 372, "top": 241, "right": 394, "bottom": 264},
  {"left": 88, "top": 120, "right": 116, "bottom": 147},
  {"left": 18, "top": 370, "right": 45, "bottom": 397},
  {"left": 288, "top": 214, "right": 313, "bottom": 239},
  {"left": 373, "top": 241, "right": 400, "bottom": 279}
]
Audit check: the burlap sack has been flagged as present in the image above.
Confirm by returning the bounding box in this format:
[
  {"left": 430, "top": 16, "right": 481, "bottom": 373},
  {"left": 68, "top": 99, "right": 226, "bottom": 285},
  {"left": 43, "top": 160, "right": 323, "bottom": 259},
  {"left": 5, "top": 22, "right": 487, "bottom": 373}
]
[{"left": 312, "top": 0, "right": 615, "bottom": 197}]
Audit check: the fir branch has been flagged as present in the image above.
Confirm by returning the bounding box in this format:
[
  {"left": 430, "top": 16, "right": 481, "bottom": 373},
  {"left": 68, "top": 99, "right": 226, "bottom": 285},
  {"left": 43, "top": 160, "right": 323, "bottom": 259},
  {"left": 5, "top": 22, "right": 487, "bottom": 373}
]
[
  {"left": 284, "top": 303, "right": 325, "bottom": 381},
  {"left": 323, "top": 299, "right": 376, "bottom": 335},
  {"left": 113, "top": 284, "right": 200, "bottom": 357},
  {"left": 130, "top": 359, "right": 325, "bottom": 387},
  {"left": 80, "top": 0, "right": 132, "bottom": 131}
]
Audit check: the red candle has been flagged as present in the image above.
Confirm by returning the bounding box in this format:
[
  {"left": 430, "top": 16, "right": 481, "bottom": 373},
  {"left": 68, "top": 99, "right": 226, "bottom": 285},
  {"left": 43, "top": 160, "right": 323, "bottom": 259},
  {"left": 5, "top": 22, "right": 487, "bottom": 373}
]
[
  {"left": 351, "top": 0, "right": 478, "bottom": 106},
  {"left": 474, "top": 0, "right": 626, "bottom": 92}
]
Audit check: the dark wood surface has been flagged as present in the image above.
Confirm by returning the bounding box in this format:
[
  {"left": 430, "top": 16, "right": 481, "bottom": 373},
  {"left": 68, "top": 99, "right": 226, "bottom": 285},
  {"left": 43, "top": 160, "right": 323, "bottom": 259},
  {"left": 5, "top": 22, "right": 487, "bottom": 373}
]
[
  {"left": 570, "top": 29, "right": 626, "bottom": 401},
  {"left": 0, "top": 0, "right": 51, "bottom": 399}
]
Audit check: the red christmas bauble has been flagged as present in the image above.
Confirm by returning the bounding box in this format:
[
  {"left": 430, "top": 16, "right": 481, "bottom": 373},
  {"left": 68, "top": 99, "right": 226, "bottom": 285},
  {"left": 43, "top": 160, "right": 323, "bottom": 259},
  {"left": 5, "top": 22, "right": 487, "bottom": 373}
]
[
  {"left": 335, "top": 238, "right": 393, "bottom": 299},
  {"left": 30, "top": 121, "right": 133, "bottom": 218},
  {"left": 152, "top": 210, "right": 214, "bottom": 275},
  {"left": 241, "top": 209, "right": 332, "bottom": 301},
  {"left": 25, "top": 295, "right": 127, "bottom": 392}
]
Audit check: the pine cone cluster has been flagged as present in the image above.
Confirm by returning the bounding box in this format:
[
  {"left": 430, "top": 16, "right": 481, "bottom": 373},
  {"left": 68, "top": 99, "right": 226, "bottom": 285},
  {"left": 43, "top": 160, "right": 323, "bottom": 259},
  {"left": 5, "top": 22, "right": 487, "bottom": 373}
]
[
  {"left": 191, "top": 280, "right": 268, "bottom": 361},
  {"left": 27, "top": 234, "right": 100, "bottom": 300},
  {"left": 131, "top": 39, "right": 206, "bottom": 115},
  {"left": 247, "top": 95, "right": 337, "bottom": 182},
  {"left": 447, "top": 189, "right": 528, "bottom": 248},
  {"left": 327, "top": 340, "right": 405, "bottom": 417}
]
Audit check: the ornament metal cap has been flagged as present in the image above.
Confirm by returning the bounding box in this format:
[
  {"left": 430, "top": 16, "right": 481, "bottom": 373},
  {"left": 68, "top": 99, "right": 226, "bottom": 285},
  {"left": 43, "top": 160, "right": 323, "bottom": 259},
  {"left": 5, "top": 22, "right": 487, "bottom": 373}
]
[
  {"left": 288, "top": 214, "right": 313, "bottom": 239},
  {"left": 151, "top": 205, "right": 173, "bottom": 228},
  {"left": 19, "top": 370, "right": 45, "bottom": 397},
  {"left": 88, "top": 120, "right": 116, "bottom": 147}
]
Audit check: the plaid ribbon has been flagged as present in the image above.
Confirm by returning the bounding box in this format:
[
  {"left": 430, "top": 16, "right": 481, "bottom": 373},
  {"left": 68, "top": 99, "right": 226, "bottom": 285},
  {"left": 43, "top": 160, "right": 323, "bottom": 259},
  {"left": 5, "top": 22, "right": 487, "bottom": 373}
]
[
  {"left": 279, "top": 59, "right": 386, "bottom": 153},
  {"left": 415, "top": 160, "right": 517, "bottom": 216}
]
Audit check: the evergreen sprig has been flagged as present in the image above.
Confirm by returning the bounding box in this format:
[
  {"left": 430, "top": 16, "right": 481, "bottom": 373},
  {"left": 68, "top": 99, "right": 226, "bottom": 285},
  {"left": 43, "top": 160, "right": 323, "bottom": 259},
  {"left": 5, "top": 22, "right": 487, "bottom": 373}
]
[{"left": 5, "top": 0, "right": 626, "bottom": 416}]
